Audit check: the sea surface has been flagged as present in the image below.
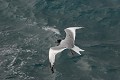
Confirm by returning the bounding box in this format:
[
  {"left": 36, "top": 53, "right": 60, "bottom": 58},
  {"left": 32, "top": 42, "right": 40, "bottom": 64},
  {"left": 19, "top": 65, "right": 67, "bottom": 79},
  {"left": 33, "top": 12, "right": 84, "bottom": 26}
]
[{"left": 0, "top": 0, "right": 120, "bottom": 80}]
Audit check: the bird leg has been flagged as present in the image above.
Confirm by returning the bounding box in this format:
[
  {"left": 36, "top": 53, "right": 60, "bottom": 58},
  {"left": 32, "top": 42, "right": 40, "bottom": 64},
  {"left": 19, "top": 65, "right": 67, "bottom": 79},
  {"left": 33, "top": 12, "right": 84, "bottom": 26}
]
[{"left": 70, "top": 50, "right": 74, "bottom": 55}]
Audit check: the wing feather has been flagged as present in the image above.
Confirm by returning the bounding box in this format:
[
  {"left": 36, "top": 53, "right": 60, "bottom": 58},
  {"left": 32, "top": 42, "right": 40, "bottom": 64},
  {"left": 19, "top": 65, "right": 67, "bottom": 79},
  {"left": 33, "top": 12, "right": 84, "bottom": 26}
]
[
  {"left": 49, "top": 46, "right": 66, "bottom": 67},
  {"left": 65, "top": 27, "right": 83, "bottom": 40}
]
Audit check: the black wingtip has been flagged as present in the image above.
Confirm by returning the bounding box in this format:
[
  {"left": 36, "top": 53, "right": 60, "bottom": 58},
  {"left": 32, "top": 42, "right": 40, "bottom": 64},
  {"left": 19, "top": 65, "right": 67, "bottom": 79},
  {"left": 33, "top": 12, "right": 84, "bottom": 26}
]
[
  {"left": 51, "top": 66, "right": 54, "bottom": 73},
  {"left": 50, "top": 63, "right": 54, "bottom": 73}
]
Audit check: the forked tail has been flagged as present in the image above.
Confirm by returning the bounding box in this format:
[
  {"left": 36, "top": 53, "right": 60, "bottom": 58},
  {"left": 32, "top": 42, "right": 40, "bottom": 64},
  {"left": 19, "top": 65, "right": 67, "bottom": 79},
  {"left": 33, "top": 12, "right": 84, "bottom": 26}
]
[{"left": 71, "top": 45, "right": 84, "bottom": 55}]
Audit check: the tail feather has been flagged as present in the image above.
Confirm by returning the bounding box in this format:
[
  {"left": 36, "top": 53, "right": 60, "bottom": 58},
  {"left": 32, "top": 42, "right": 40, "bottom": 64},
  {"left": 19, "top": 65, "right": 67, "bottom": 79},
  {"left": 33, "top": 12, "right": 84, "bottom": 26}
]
[{"left": 71, "top": 45, "right": 84, "bottom": 55}]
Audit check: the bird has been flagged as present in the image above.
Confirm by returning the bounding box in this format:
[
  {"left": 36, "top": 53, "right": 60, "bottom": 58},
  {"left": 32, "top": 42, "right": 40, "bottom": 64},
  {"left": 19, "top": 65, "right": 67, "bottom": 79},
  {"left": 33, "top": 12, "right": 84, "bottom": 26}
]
[{"left": 49, "top": 27, "right": 85, "bottom": 73}]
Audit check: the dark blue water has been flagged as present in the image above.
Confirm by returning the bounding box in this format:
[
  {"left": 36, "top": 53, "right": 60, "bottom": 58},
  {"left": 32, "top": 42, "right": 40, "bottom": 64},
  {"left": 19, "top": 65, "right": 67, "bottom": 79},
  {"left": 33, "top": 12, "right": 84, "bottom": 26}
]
[{"left": 0, "top": 0, "right": 120, "bottom": 80}]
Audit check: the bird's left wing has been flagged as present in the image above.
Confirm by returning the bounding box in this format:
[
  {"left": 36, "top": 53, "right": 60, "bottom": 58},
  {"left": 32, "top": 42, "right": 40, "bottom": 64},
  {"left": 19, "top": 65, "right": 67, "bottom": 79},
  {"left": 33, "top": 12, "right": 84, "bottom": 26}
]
[{"left": 49, "top": 46, "right": 66, "bottom": 73}]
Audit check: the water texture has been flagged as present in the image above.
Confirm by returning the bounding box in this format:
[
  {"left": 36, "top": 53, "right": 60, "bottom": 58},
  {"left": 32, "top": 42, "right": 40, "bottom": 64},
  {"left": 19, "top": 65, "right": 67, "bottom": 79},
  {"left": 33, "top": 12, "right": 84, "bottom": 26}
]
[{"left": 0, "top": 0, "right": 120, "bottom": 80}]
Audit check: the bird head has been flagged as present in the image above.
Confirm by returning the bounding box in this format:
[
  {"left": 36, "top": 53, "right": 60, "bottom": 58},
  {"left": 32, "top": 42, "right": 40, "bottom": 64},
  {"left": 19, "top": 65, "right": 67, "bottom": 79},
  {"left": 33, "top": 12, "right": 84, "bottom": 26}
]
[{"left": 55, "top": 39, "right": 62, "bottom": 44}]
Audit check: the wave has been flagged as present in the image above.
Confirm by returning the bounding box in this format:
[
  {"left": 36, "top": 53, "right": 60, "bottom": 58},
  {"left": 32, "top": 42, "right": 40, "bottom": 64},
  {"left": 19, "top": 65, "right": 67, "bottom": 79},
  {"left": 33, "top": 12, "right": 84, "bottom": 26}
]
[{"left": 42, "top": 26, "right": 61, "bottom": 35}]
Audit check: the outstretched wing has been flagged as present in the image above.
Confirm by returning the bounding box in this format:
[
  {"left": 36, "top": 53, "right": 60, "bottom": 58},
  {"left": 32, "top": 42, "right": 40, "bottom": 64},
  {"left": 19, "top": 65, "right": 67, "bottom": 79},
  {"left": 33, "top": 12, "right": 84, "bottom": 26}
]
[
  {"left": 65, "top": 27, "right": 83, "bottom": 40},
  {"left": 49, "top": 46, "right": 66, "bottom": 67}
]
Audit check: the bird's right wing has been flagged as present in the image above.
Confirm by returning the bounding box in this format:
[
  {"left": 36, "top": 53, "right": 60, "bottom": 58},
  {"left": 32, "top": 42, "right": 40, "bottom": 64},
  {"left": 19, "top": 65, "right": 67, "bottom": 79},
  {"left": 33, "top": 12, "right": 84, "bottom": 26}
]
[
  {"left": 65, "top": 27, "right": 83, "bottom": 40},
  {"left": 49, "top": 46, "right": 66, "bottom": 68}
]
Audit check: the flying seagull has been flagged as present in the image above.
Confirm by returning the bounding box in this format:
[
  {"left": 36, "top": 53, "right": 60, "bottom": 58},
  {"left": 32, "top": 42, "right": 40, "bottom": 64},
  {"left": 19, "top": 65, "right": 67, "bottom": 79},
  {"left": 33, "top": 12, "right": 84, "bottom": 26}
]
[{"left": 49, "top": 27, "right": 85, "bottom": 73}]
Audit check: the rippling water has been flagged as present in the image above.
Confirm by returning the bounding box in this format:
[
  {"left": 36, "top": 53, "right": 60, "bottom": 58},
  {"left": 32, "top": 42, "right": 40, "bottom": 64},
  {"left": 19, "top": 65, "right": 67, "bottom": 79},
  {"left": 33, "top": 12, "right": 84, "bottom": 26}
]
[{"left": 0, "top": 0, "right": 120, "bottom": 80}]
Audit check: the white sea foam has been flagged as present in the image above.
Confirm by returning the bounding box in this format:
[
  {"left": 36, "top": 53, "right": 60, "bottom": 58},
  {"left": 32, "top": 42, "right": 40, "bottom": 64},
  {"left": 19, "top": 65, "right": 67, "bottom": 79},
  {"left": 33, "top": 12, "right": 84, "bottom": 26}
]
[
  {"left": 8, "top": 56, "right": 17, "bottom": 68},
  {"left": 42, "top": 26, "right": 61, "bottom": 35}
]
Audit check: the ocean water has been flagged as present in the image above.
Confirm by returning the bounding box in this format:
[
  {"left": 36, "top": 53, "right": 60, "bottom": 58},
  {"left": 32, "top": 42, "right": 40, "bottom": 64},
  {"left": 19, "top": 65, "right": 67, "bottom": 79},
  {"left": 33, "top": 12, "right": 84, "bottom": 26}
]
[{"left": 0, "top": 0, "right": 120, "bottom": 80}]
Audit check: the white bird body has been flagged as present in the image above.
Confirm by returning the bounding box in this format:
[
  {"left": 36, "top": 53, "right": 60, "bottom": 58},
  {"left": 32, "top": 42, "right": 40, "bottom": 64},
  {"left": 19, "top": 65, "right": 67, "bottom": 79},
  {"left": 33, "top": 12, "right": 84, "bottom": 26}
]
[{"left": 49, "top": 27, "right": 84, "bottom": 73}]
